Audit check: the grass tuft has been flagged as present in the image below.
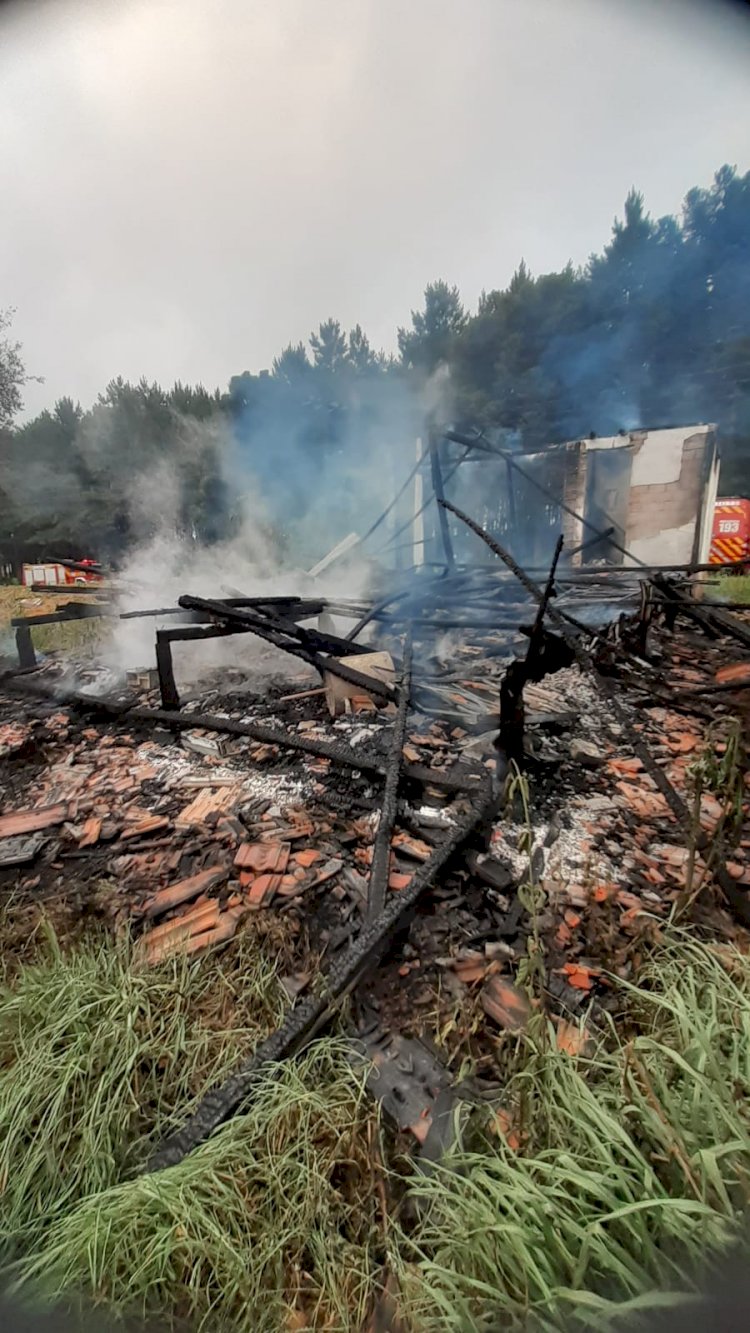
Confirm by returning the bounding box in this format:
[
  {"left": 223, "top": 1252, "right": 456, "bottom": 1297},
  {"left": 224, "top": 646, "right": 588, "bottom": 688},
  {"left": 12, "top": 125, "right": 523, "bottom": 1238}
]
[
  {"left": 705, "top": 573, "right": 750, "bottom": 604},
  {"left": 1, "top": 929, "right": 749, "bottom": 1330},
  {"left": 397, "top": 933, "right": 750, "bottom": 1330},
  {"left": 13, "top": 1045, "right": 379, "bottom": 1332},
  {"left": 0, "top": 924, "right": 287, "bottom": 1252}
]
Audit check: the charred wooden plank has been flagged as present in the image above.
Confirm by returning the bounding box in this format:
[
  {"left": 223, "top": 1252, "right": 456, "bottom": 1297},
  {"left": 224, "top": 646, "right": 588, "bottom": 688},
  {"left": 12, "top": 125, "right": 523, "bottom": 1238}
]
[
  {"left": 441, "top": 499, "right": 750, "bottom": 927},
  {"left": 368, "top": 637, "right": 412, "bottom": 920},
  {"left": 145, "top": 789, "right": 497, "bottom": 1171},
  {"left": 177, "top": 594, "right": 396, "bottom": 701},
  {"left": 1, "top": 677, "right": 487, "bottom": 795}
]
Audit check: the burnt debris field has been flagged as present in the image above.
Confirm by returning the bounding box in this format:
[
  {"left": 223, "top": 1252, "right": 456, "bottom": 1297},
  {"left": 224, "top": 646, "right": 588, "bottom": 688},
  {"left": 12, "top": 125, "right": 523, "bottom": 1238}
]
[{"left": 1, "top": 447, "right": 750, "bottom": 1331}]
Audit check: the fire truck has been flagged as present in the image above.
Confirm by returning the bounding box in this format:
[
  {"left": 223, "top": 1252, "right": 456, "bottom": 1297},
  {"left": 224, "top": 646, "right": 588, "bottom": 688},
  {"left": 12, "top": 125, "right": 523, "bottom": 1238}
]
[
  {"left": 20, "top": 559, "right": 104, "bottom": 588},
  {"left": 709, "top": 498, "right": 750, "bottom": 569}
]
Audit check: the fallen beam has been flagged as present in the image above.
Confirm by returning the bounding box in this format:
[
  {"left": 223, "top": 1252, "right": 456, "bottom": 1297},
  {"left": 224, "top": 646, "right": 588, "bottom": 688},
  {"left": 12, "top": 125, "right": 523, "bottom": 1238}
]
[
  {"left": 145, "top": 789, "right": 497, "bottom": 1170},
  {"left": 440, "top": 499, "right": 750, "bottom": 927},
  {"left": 498, "top": 535, "right": 564, "bottom": 767},
  {"left": 177, "top": 593, "right": 372, "bottom": 658},
  {"left": 177, "top": 594, "right": 395, "bottom": 703},
  {"left": 368, "top": 637, "right": 412, "bottom": 920},
  {"left": 1, "top": 677, "right": 487, "bottom": 795}
]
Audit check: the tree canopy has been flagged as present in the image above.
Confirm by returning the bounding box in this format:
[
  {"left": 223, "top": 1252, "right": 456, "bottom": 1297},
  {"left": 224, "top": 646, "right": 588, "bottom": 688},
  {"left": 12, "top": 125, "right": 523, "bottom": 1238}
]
[
  {"left": 0, "top": 309, "right": 33, "bottom": 431},
  {"left": 2, "top": 163, "right": 749, "bottom": 563}
]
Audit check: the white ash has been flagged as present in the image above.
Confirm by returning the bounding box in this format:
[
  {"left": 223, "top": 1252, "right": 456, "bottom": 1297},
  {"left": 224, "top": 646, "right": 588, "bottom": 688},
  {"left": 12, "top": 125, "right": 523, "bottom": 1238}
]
[
  {"left": 490, "top": 795, "right": 627, "bottom": 900},
  {"left": 333, "top": 725, "right": 383, "bottom": 746},
  {"left": 142, "top": 743, "right": 310, "bottom": 804},
  {"left": 341, "top": 724, "right": 381, "bottom": 747},
  {"left": 416, "top": 803, "right": 456, "bottom": 827}
]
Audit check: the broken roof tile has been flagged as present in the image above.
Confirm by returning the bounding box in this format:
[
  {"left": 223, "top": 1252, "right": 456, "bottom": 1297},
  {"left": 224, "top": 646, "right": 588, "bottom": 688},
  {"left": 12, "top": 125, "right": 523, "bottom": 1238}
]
[
  {"left": 246, "top": 874, "right": 282, "bottom": 908},
  {"left": 0, "top": 804, "right": 67, "bottom": 839},
  {"left": 480, "top": 977, "right": 531, "bottom": 1031},
  {"left": 175, "top": 786, "right": 241, "bottom": 828},
  {"left": 234, "top": 841, "right": 291, "bottom": 874},
  {"left": 144, "top": 865, "right": 227, "bottom": 919}
]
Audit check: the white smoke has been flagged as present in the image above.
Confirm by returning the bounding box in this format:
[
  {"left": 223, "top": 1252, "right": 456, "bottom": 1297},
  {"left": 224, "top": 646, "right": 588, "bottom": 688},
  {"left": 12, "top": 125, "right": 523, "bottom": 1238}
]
[{"left": 105, "top": 463, "right": 377, "bottom": 686}]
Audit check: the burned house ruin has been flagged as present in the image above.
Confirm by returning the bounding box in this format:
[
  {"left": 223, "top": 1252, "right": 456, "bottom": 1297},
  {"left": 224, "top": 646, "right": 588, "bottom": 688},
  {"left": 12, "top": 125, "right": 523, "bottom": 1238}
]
[{"left": 1, "top": 418, "right": 748, "bottom": 1168}]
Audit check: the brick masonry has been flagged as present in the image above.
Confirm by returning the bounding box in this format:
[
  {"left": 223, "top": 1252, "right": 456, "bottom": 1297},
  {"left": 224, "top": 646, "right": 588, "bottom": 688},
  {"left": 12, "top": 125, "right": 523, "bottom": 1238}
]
[{"left": 626, "top": 431, "right": 711, "bottom": 543}]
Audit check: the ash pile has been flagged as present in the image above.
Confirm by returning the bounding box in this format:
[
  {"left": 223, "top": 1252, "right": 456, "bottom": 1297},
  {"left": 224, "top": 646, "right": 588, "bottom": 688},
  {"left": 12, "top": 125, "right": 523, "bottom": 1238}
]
[{"left": 2, "top": 463, "right": 750, "bottom": 1169}]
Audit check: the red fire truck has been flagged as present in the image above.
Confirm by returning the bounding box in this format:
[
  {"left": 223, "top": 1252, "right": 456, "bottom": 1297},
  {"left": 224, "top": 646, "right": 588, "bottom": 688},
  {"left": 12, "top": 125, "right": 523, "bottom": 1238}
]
[
  {"left": 709, "top": 498, "right": 750, "bottom": 569},
  {"left": 21, "top": 559, "right": 104, "bottom": 588}
]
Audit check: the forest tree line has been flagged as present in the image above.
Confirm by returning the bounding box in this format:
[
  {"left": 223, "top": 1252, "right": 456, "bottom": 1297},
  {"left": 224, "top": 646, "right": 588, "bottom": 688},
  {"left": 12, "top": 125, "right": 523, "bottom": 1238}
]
[{"left": 1, "top": 163, "right": 749, "bottom": 563}]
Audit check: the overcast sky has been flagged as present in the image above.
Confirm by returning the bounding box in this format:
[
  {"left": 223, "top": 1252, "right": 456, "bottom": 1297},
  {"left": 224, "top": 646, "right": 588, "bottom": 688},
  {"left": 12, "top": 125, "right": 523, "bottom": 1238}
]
[{"left": 2, "top": 0, "right": 749, "bottom": 418}]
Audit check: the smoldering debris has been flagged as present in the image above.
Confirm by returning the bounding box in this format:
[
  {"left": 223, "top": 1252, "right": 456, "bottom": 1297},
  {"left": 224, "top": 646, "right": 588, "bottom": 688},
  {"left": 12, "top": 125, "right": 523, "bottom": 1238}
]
[
  {"left": 3, "top": 403, "right": 750, "bottom": 1184},
  {"left": 3, "top": 488, "right": 750, "bottom": 1171}
]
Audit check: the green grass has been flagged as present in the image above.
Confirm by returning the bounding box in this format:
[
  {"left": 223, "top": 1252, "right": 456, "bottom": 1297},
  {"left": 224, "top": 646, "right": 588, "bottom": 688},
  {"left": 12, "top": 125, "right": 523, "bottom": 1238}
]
[
  {"left": 397, "top": 935, "right": 750, "bottom": 1330},
  {"left": 705, "top": 573, "right": 750, "bottom": 604},
  {"left": 0, "top": 586, "right": 108, "bottom": 658},
  {"left": 0, "top": 924, "right": 381, "bottom": 1330},
  {"left": 0, "top": 923, "right": 288, "bottom": 1250},
  {"left": 31, "top": 617, "right": 107, "bottom": 655},
  {"left": 1, "top": 929, "right": 749, "bottom": 1330}
]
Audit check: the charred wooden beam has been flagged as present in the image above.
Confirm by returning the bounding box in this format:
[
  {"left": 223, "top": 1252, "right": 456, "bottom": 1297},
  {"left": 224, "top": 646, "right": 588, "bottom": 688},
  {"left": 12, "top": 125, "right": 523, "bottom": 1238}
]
[
  {"left": 11, "top": 603, "right": 112, "bottom": 627},
  {"left": 177, "top": 593, "right": 372, "bottom": 659},
  {"left": 429, "top": 432, "right": 455, "bottom": 570},
  {"left": 2, "top": 676, "right": 487, "bottom": 796},
  {"left": 119, "top": 606, "right": 198, "bottom": 621},
  {"left": 368, "top": 637, "right": 412, "bottom": 920},
  {"left": 441, "top": 499, "right": 750, "bottom": 927},
  {"left": 15, "top": 624, "right": 36, "bottom": 670},
  {"left": 155, "top": 632, "right": 179, "bottom": 710},
  {"left": 31, "top": 583, "right": 106, "bottom": 595},
  {"left": 145, "top": 788, "right": 498, "bottom": 1171},
  {"left": 154, "top": 623, "right": 257, "bottom": 709},
  {"left": 11, "top": 602, "right": 115, "bottom": 669},
  {"left": 527, "top": 535, "right": 564, "bottom": 650},
  {"left": 177, "top": 593, "right": 397, "bottom": 704},
  {"left": 496, "top": 536, "right": 564, "bottom": 768}
]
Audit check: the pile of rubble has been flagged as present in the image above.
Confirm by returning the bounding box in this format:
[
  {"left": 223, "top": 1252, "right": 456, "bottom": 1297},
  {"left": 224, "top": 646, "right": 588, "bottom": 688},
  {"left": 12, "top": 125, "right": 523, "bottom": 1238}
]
[{"left": 1, "top": 512, "right": 750, "bottom": 1167}]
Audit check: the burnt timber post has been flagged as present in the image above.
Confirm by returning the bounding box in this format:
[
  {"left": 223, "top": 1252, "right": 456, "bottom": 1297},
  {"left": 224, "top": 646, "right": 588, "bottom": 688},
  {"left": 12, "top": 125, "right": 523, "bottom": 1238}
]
[
  {"left": 429, "top": 429, "right": 455, "bottom": 570},
  {"left": 15, "top": 624, "right": 36, "bottom": 670},
  {"left": 155, "top": 631, "right": 180, "bottom": 711}
]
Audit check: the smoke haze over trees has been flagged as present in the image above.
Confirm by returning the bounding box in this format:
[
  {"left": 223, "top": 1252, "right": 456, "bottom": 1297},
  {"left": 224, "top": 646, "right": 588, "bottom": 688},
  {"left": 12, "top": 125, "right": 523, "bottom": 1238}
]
[{"left": 1, "top": 164, "right": 750, "bottom": 563}]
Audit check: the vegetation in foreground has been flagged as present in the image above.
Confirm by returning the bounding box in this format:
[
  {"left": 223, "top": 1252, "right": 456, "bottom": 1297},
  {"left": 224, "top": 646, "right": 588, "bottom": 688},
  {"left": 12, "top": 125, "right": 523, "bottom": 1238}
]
[
  {"left": 0, "top": 585, "right": 105, "bottom": 658},
  {"left": 706, "top": 574, "right": 750, "bottom": 605},
  {"left": 0, "top": 926, "right": 748, "bottom": 1330}
]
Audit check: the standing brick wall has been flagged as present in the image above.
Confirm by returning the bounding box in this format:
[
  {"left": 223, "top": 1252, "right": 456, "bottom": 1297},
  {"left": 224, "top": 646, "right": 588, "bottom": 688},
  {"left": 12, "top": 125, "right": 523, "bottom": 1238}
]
[{"left": 626, "top": 432, "right": 711, "bottom": 545}]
